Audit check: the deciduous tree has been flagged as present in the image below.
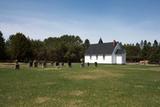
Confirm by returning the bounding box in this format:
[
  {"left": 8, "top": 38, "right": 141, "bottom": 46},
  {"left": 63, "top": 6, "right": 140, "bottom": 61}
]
[{"left": 7, "top": 33, "right": 32, "bottom": 61}]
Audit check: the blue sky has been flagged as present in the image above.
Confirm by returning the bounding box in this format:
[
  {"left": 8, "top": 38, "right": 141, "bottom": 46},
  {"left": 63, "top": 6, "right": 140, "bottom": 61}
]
[{"left": 0, "top": 0, "right": 160, "bottom": 43}]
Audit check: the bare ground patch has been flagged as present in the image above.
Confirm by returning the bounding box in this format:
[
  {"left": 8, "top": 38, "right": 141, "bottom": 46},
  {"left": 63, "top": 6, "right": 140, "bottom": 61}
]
[
  {"left": 35, "top": 96, "right": 50, "bottom": 104},
  {"left": 122, "top": 67, "right": 160, "bottom": 72},
  {"left": 37, "top": 67, "right": 63, "bottom": 72},
  {"left": 134, "top": 85, "right": 144, "bottom": 88},
  {"left": 57, "top": 90, "right": 85, "bottom": 97},
  {"left": 45, "top": 82, "right": 56, "bottom": 85},
  {"left": 66, "top": 70, "right": 123, "bottom": 80},
  {"left": 65, "top": 99, "right": 83, "bottom": 107},
  {"left": 69, "top": 90, "right": 85, "bottom": 96}
]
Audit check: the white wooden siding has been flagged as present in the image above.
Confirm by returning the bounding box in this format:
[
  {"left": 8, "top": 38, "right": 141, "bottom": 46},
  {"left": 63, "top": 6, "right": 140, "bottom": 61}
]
[
  {"left": 84, "top": 56, "right": 90, "bottom": 63},
  {"left": 85, "top": 55, "right": 112, "bottom": 64},
  {"left": 105, "top": 56, "right": 112, "bottom": 63},
  {"left": 116, "top": 55, "right": 122, "bottom": 64},
  {"left": 97, "top": 55, "right": 103, "bottom": 63}
]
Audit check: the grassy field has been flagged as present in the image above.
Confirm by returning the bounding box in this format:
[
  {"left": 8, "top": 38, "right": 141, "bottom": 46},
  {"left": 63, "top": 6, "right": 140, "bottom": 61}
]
[{"left": 0, "top": 63, "right": 160, "bottom": 107}]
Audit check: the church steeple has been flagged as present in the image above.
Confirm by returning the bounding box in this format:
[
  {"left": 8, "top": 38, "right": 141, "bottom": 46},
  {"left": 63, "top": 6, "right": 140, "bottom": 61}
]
[{"left": 98, "top": 38, "right": 103, "bottom": 44}]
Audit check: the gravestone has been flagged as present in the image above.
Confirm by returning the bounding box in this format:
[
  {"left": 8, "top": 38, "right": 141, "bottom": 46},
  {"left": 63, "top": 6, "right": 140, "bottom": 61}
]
[
  {"left": 56, "top": 62, "right": 59, "bottom": 67},
  {"left": 80, "top": 58, "right": 84, "bottom": 67},
  {"left": 81, "top": 62, "right": 84, "bottom": 67},
  {"left": 87, "top": 62, "right": 90, "bottom": 67},
  {"left": 15, "top": 60, "right": 20, "bottom": 70},
  {"left": 51, "top": 61, "right": 54, "bottom": 66},
  {"left": 68, "top": 61, "right": 72, "bottom": 68},
  {"left": 42, "top": 61, "right": 47, "bottom": 68},
  {"left": 33, "top": 60, "right": 38, "bottom": 68},
  {"left": 38, "top": 61, "right": 40, "bottom": 67},
  {"left": 61, "top": 62, "right": 64, "bottom": 67},
  {"left": 29, "top": 60, "right": 33, "bottom": 68},
  {"left": 95, "top": 62, "right": 98, "bottom": 67}
]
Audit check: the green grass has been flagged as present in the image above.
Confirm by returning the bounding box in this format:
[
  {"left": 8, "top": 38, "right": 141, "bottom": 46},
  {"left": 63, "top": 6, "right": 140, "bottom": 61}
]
[{"left": 0, "top": 63, "right": 160, "bottom": 107}]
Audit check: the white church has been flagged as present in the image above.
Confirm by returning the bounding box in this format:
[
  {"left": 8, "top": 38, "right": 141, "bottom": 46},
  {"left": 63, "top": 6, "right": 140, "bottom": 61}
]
[{"left": 84, "top": 39, "right": 126, "bottom": 64}]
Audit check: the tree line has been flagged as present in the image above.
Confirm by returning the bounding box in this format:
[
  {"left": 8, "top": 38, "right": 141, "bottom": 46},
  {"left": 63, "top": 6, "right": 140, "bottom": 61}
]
[
  {"left": 0, "top": 31, "right": 90, "bottom": 62},
  {"left": 124, "top": 40, "right": 160, "bottom": 64},
  {"left": 0, "top": 30, "right": 160, "bottom": 64}
]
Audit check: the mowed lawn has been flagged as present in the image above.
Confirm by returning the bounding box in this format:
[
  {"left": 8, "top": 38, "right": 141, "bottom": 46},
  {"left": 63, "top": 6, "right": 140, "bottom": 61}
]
[{"left": 0, "top": 63, "right": 160, "bottom": 107}]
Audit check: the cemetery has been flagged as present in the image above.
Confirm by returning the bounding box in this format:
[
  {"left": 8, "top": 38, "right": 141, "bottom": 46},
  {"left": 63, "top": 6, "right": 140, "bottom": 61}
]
[{"left": 0, "top": 62, "right": 160, "bottom": 106}]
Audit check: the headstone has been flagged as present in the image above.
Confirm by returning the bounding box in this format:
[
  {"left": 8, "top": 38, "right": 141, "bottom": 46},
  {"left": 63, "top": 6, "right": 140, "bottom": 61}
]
[
  {"left": 29, "top": 60, "right": 33, "bottom": 68},
  {"left": 56, "top": 62, "right": 59, "bottom": 67},
  {"left": 33, "top": 60, "right": 38, "bottom": 68},
  {"left": 42, "top": 61, "right": 47, "bottom": 68},
  {"left": 80, "top": 58, "right": 84, "bottom": 67},
  {"left": 51, "top": 61, "right": 54, "bottom": 66},
  {"left": 68, "top": 61, "right": 72, "bottom": 68},
  {"left": 81, "top": 62, "right": 84, "bottom": 67},
  {"left": 39, "top": 61, "right": 42, "bottom": 66},
  {"left": 95, "top": 62, "right": 98, "bottom": 67},
  {"left": 87, "top": 62, "right": 90, "bottom": 67},
  {"left": 61, "top": 62, "right": 64, "bottom": 67},
  {"left": 15, "top": 60, "right": 20, "bottom": 70}
]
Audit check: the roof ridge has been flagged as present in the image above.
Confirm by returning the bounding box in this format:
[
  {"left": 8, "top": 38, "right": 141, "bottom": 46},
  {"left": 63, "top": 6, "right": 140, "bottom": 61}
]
[{"left": 90, "top": 42, "right": 113, "bottom": 45}]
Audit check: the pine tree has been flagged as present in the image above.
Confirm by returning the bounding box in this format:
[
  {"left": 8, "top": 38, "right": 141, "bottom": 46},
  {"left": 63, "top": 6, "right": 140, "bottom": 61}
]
[
  {"left": 84, "top": 39, "right": 90, "bottom": 49},
  {"left": 0, "top": 31, "right": 5, "bottom": 60},
  {"left": 153, "top": 40, "right": 158, "bottom": 48},
  {"left": 140, "top": 40, "right": 150, "bottom": 60},
  {"left": 149, "top": 40, "right": 160, "bottom": 64}
]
